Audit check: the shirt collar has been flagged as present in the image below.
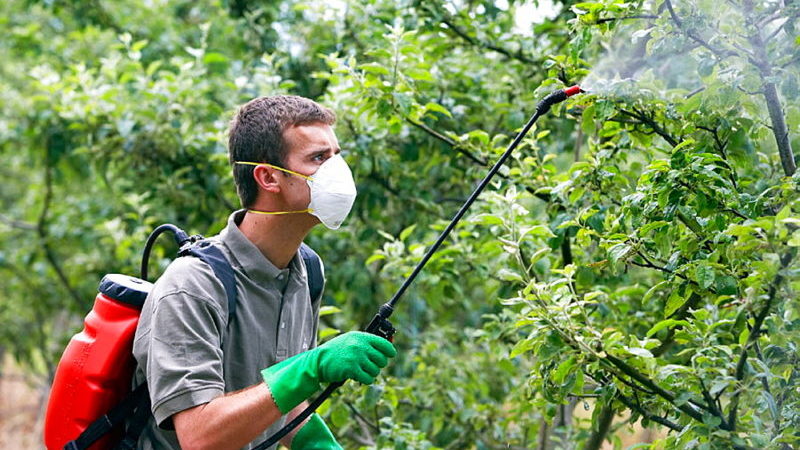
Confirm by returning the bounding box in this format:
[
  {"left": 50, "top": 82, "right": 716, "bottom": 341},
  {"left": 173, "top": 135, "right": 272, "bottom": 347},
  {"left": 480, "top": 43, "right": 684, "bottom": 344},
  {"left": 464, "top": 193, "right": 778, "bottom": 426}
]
[{"left": 218, "top": 210, "right": 305, "bottom": 284}]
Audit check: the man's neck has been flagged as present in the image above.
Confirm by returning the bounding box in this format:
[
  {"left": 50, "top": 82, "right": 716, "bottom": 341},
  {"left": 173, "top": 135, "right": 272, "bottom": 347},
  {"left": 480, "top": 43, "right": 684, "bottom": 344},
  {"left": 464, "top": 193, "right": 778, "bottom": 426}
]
[{"left": 237, "top": 211, "right": 316, "bottom": 269}]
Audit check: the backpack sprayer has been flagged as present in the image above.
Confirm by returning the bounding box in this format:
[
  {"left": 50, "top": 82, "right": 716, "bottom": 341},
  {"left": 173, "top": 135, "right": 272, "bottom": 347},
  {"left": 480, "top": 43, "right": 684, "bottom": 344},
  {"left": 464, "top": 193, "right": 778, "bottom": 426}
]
[{"left": 255, "top": 84, "right": 584, "bottom": 448}]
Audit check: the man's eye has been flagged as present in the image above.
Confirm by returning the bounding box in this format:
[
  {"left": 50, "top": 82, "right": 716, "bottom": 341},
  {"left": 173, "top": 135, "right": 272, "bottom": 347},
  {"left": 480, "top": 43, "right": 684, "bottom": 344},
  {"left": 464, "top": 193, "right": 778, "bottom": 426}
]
[{"left": 313, "top": 154, "right": 326, "bottom": 162}]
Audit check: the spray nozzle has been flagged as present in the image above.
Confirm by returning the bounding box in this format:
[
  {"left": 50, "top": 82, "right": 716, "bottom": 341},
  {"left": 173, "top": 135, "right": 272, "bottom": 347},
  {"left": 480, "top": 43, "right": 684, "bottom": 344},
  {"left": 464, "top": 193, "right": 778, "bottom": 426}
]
[
  {"left": 564, "top": 85, "right": 584, "bottom": 97},
  {"left": 536, "top": 85, "right": 584, "bottom": 114}
]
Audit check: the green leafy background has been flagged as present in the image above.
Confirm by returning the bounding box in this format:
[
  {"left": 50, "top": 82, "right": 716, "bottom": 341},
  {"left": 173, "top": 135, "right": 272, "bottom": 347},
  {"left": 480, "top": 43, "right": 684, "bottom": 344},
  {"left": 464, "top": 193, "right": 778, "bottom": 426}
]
[{"left": 1, "top": 0, "right": 799, "bottom": 448}]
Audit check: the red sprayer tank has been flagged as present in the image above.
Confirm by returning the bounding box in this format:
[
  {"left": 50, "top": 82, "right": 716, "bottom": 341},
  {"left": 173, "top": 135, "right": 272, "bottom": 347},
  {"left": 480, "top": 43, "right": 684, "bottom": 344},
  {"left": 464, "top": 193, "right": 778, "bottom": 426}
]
[{"left": 44, "top": 274, "right": 152, "bottom": 450}]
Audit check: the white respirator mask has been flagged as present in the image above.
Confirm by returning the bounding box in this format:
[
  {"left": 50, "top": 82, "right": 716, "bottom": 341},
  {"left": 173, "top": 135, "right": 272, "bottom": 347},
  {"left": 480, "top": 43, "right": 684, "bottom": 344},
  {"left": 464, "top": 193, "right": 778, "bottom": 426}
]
[{"left": 236, "top": 154, "right": 357, "bottom": 229}]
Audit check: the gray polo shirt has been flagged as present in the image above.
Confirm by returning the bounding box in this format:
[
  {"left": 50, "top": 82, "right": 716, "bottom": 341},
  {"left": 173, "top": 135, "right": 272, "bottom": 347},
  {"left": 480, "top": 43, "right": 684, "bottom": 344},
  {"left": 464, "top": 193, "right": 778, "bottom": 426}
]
[{"left": 132, "top": 210, "right": 323, "bottom": 449}]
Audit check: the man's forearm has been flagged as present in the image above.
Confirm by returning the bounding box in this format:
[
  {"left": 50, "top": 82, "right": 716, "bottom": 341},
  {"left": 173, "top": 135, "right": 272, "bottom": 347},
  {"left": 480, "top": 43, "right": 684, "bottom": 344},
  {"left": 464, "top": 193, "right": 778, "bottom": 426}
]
[{"left": 173, "top": 382, "right": 282, "bottom": 450}]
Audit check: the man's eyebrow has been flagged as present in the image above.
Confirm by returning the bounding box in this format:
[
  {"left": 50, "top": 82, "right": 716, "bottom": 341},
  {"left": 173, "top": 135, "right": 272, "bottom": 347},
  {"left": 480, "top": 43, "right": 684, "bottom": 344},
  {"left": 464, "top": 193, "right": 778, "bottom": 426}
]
[{"left": 306, "top": 146, "right": 341, "bottom": 155}]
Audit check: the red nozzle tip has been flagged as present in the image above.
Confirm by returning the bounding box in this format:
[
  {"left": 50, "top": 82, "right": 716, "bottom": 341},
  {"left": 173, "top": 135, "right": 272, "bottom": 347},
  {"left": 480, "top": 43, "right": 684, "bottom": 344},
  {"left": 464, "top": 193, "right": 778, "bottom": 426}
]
[{"left": 564, "top": 85, "right": 583, "bottom": 97}]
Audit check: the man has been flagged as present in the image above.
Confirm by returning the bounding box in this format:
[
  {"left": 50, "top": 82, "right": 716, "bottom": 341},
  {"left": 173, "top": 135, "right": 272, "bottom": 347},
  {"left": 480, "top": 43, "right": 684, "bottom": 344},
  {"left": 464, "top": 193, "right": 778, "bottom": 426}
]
[{"left": 133, "top": 95, "right": 396, "bottom": 449}]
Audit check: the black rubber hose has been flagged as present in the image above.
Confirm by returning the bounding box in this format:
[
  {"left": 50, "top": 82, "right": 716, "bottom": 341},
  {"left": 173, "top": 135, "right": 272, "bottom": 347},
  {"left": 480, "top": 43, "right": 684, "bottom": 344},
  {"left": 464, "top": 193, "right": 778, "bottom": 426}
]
[{"left": 140, "top": 224, "right": 190, "bottom": 281}]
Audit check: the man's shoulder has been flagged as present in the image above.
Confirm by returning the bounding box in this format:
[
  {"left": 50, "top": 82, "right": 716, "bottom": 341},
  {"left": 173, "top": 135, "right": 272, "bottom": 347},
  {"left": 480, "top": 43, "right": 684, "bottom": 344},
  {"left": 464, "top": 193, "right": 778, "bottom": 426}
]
[{"left": 148, "top": 249, "right": 229, "bottom": 308}]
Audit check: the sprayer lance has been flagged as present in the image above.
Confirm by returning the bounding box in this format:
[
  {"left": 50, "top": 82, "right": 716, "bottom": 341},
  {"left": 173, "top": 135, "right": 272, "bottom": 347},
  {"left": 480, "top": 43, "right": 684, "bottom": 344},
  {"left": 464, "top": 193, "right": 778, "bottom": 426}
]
[
  {"left": 373, "top": 85, "right": 583, "bottom": 324},
  {"left": 253, "top": 85, "right": 583, "bottom": 450}
]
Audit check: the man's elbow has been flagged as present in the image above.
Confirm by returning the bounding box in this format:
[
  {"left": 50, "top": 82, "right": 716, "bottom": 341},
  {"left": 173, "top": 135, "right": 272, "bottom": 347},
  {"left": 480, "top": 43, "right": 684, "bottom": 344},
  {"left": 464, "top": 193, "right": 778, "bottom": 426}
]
[{"left": 173, "top": 406, "right": 219, "bottom": 450}]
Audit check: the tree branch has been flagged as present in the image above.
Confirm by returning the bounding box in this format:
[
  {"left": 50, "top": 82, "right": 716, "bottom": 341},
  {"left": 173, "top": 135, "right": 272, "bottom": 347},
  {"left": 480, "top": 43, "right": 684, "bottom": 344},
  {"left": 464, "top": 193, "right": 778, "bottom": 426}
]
[
  {"left": 439, "top": 16, "right": 538, "bottom": 65},
  {"left": 618, "top": 108, "right": 679, "bottom": 147},
  {"left": 38, "top": 140, "right": 82, "bottom": 307},
  {"left": 603, "top": 354, "right": 716, "bottom": 426},
  {"left": 595, "top": 14, "right": 658, "bottom": 24},
  {"left": 727, "top": 249, "right": 795, "bottom": 430},
  {"left": 586, "top": 372, "right": 684, "bottom": 432},
  {"left": 584, "top": 403, "right": 614, "bottom": 450},
  {"left": 404, "top": 117, "right": 487, "bottom": 166},
  {"left": 403, "top": 116, "right": 553, "bottom": 203},
  {"left": 0, "top": 213, "right": 37, "bottom": 231},
  {"left": 742, "top": 0, "right": 797, "bottom": 176},
  {"left": 696, "top": 125, "right": 739, "bottom": 191},
  {"left": 664, "top": 0, "right": 739, "bottom": 60}
]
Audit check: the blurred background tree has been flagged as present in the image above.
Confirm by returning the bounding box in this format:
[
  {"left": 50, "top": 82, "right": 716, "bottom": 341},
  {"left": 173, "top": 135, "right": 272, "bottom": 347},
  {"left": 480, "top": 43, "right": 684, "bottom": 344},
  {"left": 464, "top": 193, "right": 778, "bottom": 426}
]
[{"left": 1, "top": 0, "right": 798, "bottom": 448}]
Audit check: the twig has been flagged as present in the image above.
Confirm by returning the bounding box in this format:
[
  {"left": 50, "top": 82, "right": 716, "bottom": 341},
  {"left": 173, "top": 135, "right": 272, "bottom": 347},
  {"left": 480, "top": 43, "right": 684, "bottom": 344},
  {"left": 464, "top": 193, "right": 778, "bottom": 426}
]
[
  {"left": 664, "top": 0, "right": 738, "bottom": 60},
  {"left": 728, "top": 249, "right": 795, "bottom": 430},
  {"left": 342, "top": 399, "right": 379, "bottom": 433},
  {"left": 439, "top": 16, "right": 537, "bottom": 65},
  {"left": 584, "top": 403, "right": 614, "bottom": 450},
  {"left": 595, "top": 14, "right": 659, "bottom": 24},
  {"left": 0, "top": 213, "right": 36, "bottom": 231},
  {"left": 586, "top": 372, "right": 684, "bottom": 432},
  {"left": 742, "top": 0, "right": 797, "bottom": 176},
  {"left": 403, "top": 116, "right": 553, "bottom": 203},
  {"left": 696, "top": 124, "right": 739, "bottom": 190},
  {"left": 619, "top": 108, "right": 679, "bottom": 147},
  {"left": 38, "top": 140, "right": 82, "bottom": 307},
  {"left": 603, "top": 354, "right": 715, "bottom": 425},
  {"left": 404, "top": 117, "right": 487, "bottom": 166},
  {"left": 685, "top": 86, "right": 706, "bottom": 98},
  {"left": 698, "top": 377, "right": 728, "bottom": 428},
  {"left": 780, "top": 53, "right": 800, "bottom": 69}
]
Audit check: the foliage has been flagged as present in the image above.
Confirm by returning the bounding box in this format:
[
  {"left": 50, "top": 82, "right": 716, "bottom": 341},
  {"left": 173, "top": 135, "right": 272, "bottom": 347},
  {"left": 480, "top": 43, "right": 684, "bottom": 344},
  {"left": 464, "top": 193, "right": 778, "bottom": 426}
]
[{"left": 1, "top": 0, "right": 798, "bottom": 448}]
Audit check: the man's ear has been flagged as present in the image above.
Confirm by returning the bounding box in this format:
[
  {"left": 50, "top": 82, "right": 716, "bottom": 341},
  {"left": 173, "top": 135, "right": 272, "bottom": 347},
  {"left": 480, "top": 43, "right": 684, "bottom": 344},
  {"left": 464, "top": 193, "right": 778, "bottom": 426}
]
[{"left": 252, "top": 165, "right": 282, "bottom": 194}]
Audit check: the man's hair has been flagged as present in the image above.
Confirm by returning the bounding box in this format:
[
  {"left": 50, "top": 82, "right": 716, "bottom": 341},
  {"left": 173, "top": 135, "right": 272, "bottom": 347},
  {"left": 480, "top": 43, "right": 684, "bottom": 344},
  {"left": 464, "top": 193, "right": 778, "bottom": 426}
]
[{"left": 228, "top": 95, "right": 336, "bottom": 208}]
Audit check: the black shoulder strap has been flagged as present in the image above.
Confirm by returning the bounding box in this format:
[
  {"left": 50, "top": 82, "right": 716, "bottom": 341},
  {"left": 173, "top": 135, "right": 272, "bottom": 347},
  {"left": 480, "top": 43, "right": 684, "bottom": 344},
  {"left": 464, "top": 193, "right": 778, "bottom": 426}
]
[
  {"left": 299, "top": 243, "right": 324, "bottom": 303},
  {"left": 185, "top": 240, "right": 238, "bottom": 320}
]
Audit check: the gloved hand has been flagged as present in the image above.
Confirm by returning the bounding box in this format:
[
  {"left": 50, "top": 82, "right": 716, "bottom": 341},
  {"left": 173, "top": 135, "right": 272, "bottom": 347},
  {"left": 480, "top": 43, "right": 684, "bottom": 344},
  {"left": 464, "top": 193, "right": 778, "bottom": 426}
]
[
  {"left": 291, "top": 413, "right": 341, "bottom": 450},
  {"left": 261, "top": 331, "right": 396, "bottom": 414}
]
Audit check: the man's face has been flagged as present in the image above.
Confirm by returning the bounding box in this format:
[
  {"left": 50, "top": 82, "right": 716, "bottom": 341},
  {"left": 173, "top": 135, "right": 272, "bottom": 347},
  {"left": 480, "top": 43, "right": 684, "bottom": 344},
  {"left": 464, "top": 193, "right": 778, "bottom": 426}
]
[{"left": 279, "top": 122, "right": 341, "bottom": 212}]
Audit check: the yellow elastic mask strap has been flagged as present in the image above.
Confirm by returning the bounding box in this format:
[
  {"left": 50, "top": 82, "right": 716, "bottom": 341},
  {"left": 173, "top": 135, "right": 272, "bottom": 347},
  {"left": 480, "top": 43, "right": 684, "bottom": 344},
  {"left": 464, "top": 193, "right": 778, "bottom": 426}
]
[
  {"left": 235, "top": 161, "right": 314, "bottom": 215},
  {"left": 246, "top": 208, "right": 313, "bottom": 215},
  {"left": 235, "top": 161, "right": 312, "bottom": 181}
]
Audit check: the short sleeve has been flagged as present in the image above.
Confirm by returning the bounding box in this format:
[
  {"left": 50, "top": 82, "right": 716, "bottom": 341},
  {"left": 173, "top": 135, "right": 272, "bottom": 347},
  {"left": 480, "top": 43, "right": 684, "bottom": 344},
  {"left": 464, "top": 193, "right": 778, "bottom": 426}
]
[{"left": 133, "top": 271, "right": 228, "bottom": 428}]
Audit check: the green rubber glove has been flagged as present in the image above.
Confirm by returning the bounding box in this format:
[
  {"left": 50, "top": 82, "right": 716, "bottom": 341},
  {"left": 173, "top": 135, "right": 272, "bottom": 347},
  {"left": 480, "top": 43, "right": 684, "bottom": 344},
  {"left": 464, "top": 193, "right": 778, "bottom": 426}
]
[
  {"left": 261, "top": 331, "right": 396, "bottom": 414},
  {"left": 290, "top": 413, "right": 341, "bottom": 450}
]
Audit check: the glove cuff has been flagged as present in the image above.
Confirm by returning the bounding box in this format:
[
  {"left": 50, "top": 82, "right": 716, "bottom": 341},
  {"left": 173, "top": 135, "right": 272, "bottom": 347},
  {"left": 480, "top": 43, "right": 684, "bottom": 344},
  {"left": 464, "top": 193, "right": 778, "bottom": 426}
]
[
  {"left": 291, "top": 414, "right": 341, "bottom": 450},
  {"left": 261, "top": 351, "right": 321, "bottom": 414}
]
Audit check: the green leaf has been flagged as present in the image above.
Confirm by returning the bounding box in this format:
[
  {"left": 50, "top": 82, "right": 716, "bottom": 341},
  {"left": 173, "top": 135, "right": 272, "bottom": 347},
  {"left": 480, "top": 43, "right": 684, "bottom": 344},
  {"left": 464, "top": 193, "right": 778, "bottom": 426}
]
[
  {"left": 319, "top": 306, "right": 341, "bottom": 316},
  {"left": 643, "top": 280, "right": 669, "bottom": 304},
  {"left": 365, "top": 253, "right": 386, "bottom": 265},
  {"left": 646, "top": 319, "right": 690, "bottom": 337},
  {"left": 510, "top": 339, "right": 534, "bottom": 358},
  {"left": 472, "top": 214, "right": 505, "bottom": 226},
  {"left": 553, "top": 356, "right": 576, "bottom": 384},
  {"left": 202, "top": 52, "right": 228, "bottom": 65},
  {"left": 665, "top": 289, "right": 688, "bottom": 317},
  {"left": 608, "top": 243, "right": 633, "bottom": 265},
  {"left": 625, "top": 347, "right": 654, "bottom": 358},
  {"left": 520, "top": 225, "right": 556, "bottom": 239},
  {"left": 739, "top": 328, "right": 750, "bottom": 346},
  {"left": 639, "top": 221, "right": 669, "bottom": 235},
  {"left": 497, "top": 268, "right": 524, "bottom": 283},
  {"left": 695, "top": 262, "right": 716, "bottom": 290},
  {"left": 406, "top": 68, "right": 434, "bottom": 81},
  {"left": 672, "top": 138, "right": 696, "bottom": 152},
  {"left": 399, "top": 224, "right": 416, "bottom": 241},
  {"left": 358, "top": 62, "right": 390, "bottom": 75},
  {"left": 424, "top": 102, "right": 452, "bottom": 118},
  {"left": 319, "top": 327, "right": 340, "bottom": 340}
]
